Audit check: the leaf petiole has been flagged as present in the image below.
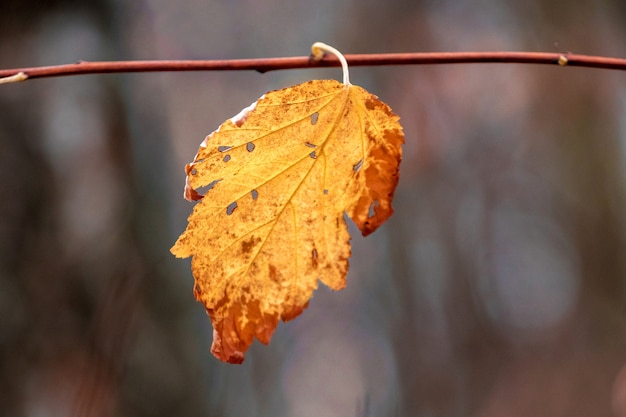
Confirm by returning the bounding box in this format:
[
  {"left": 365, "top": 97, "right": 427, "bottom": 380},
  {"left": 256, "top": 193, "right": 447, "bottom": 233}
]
[
  {"left": 0, "top": 71, "right": 28, "bottom": 84},
  {"left": 311, "top": 42, "right": 351, "bottom": 86}
]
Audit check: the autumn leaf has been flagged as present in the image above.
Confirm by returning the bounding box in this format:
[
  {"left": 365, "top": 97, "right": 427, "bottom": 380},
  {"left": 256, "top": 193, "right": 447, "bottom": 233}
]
[{"left": 171, "top": 78, "right": 403, "bottom": 363}]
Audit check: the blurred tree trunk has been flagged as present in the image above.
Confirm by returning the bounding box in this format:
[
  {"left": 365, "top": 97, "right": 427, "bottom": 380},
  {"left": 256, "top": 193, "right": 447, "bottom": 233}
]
[{"left": 0, "top": 2, "right": 207, "bottom": 416}]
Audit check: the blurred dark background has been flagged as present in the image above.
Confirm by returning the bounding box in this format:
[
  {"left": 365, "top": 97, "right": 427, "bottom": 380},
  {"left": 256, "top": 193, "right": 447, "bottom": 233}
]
[{"left": 1, "top": 1, "right": 625, "bottom": 416}]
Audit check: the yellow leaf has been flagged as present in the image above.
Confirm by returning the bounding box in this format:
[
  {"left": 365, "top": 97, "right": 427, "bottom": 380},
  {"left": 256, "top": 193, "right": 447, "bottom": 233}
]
[{"left": 171, "top": 79, "right": 404, "bottom": 363}]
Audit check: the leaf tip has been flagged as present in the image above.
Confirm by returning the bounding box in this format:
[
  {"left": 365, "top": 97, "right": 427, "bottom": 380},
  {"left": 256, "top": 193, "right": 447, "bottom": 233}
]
[{"left": 211, "top": 329, "right": 245, "bottom": 364}]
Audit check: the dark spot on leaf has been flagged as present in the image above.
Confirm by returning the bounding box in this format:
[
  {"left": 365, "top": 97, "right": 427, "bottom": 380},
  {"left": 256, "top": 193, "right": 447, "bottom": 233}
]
[
  {"left": 218, "top": 146, "right": 232, "bottom": 152},
  {"left": 305, "top": 141, "right": 317, "bottom": 148},
  {"left": 190, "top": 168, "right": 197, "bottom": 175},
  {"left": 234, "top": 115, "right": 247, "bottom": 127},
  {"left": 226, "top": 201, "right": 238, "bottom": 215},
  {"left": 324, "top": 189, "right": 328, "bottom": 195},
  {"left": 246, "top": 142, "right": 255, "bottom": 152},
  {"left": 251, "top": 189, "right": 259, "bottom": 200},
  {"left": 309, "top": 151, "right": 317, "bottom": 159},
  {"left": 269, "top": 264, "right": 279, "bottom": 283},
  {"left": 353, "top": 159, "right": 363, "bottom": 172},
  {"left": 223, "top": 154, "right": 231, "bottom": 162},
  {"left": 241, "top": 236, "right": 261, "bottom": 254},
  {"left": 311, "top": 248, "right": 318, "bottom": 268},
  {"left": 311, "top": 112, "right": 319, "bottom": 125},
  {"left": 365, "top": 96, "right": 378, "bottom": 110}
]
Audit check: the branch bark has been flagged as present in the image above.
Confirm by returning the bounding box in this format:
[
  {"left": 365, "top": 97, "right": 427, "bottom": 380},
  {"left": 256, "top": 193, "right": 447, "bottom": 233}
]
[{"left": 1, "top": 51, "right": 625, "bottom": 82}]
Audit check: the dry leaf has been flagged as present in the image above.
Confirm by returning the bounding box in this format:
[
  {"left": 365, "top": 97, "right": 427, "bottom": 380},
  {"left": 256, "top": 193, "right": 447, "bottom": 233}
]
[{"left": 171, "top": 79, "right": 403, "bottom": 363}]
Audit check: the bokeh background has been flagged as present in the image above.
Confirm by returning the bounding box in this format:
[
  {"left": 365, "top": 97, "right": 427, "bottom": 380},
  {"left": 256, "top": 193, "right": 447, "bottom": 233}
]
[{"left": 1, "top": 0, "right": 626, "bottom": 416}]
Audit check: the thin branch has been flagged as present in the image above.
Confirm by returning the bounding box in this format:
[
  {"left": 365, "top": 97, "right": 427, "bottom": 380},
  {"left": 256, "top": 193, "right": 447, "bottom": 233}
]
[{"left": 1, "top": 51, "right": 625, "bottom": 83}]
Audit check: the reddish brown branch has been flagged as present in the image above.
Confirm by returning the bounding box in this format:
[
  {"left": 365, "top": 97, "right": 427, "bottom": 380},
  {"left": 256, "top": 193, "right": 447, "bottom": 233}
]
[{"left": 1, "top": 51, "right": 625, "bottom": 82}]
